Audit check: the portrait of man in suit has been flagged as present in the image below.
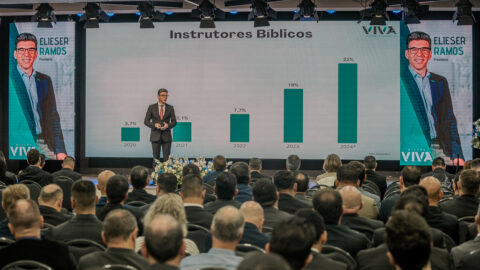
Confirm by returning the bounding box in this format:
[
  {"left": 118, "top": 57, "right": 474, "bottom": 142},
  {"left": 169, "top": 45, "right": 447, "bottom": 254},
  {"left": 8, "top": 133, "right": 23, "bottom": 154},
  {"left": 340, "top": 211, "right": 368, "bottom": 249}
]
[
  {"left": 11, "top": 32, "right": 66, "bottom": 160},
  {"left": 144, "top": 88, "right": 177, "bottom": 162},
  {"left": 404, "top": 31, "right": 463, "bottom": 164}
]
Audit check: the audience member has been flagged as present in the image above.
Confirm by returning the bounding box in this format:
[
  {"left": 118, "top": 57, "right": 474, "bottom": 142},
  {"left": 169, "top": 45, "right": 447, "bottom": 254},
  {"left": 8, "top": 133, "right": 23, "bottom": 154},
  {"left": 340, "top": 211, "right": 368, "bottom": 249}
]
[
  {"left": 317, "top": 153, "right": 342, "bottom": 187},
  {"left": 239, "top": 201, "right": 269, "bottom": 249},
  {"left": 182, "top": 164, "right": 200, "bottom": 177},
  {"left": 0, "top": 199, "right": 76, "bottom": 269},
  {"left": 78, "top": 209, "right": 149, "bottom": 270},
  {"left": 286, "top": 155, "right": 301, "bottom": 172},
  {"left": 17, "top": 148, "right": 53, "bottom": 186},
  {"left": 180, "top": 206, "right": 244, "bottom": 270},
  {"left": 238, "top": 252, "right": 291, "bottom": 270},
  {"left": 204, "top": 172, "right": 241, "bottom": 214},
  {"left": 231, "top": 162, "right": 253, "bottom": 203},
  {"left": 470, "top": 158, "right": 480, "bottom": 172},
  {"left": 294, "top": 172, "right": 312, "bottom": 206},
  {"left": 156, "top": 172, "right": 178, "bottom": 196},
  {"left": 51, "top": 156, "right": 82, "bottom": 181},
  {"left": 440, "top": 169, "right": 480, "bottom": 218},
  {"left": 96, "top": 170, "right": 115, "bottom": 210},
  {"left": 252, "top": 179, "right": 292, "bottom": 229},
  {"left": 364, "top": 155, "right": 387, "bottom": 199},
  {"left": 0, "top": 184, "right": 30, "bottom": 239},
  {"left": 0, "top": 150, "right": 17, "bottom": 185},
  {"left": 348, "top": 161, "right": 381, "bottom": 209},
  {"left": 274, "top": 171, "right": 310, "bottom": 215},
  {"left": 249, "top": 157, "right": 270, "bottom": 183},
  {"left": 126, "top": 165, "right": 156, "bottom": 204},
  {"left": 180, "top": 174, "right": 213, "bottom": 228},
  {"left": 204, "top": 155, "right": 227, "bottom": 183},
  {"left": 421, "top": 157, "right": 455, "bottom": 185},
  {"left": 451, "top": 206, "right": 480, "bottom": 267},
  {"left": 38, "top": 184, "right": 71, "bottom": 226}
]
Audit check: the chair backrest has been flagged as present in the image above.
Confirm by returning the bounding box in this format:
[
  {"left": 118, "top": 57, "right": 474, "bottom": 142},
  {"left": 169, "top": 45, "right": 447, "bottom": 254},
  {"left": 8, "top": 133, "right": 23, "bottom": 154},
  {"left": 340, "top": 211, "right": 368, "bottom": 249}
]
[
  {"left": 1, "top": 260, "right": 53, "bottom": 270},
  {"left": 0, "top": 186, "right": 7, "bottom": 220},
  {"left": 441, "top": 232, "right": 456, "bottom": 252},
  {"left": 0, "top": 181, "right": 6, "bottom": 188},
  {"left": 18, "top": 180, "right": 42, "bottom": 204},
  {"left": 125, "top": 201, "right": 147, "bottom": 207},
  {"left": 262, "top": 226, "right": 273, "bottom": 234},
  {"left": 383, "top": 189, "right": 400, "bottom": 200},
  {"left": 53, "top": 176, "right": 74, "bottom": 211},
  {"left": 40, "top": 222, "right": 55, "bottom": 234},
  {"left": 362, "top": 180, "right": 381, "bottom": 197},
  {"left": 102, "top": 265, "right": 138, "bottom": 270},
  {"left": 321, "top": 245, "right": 357, "bottom": 270},
  {"left": 305, "top": 188, "right": 319, "bottom": 198},
  {"left": 385, "top": 181, "right": 399, "bottom": 195},
  {"left": 0, "top": 237, "right": 14, "bottom": 250},
  {"left": 458, "top": 216, "right": 475, "bottom": 223},
  {"left": 235, "top": 243, "right": 265, "bottom": 257},
  {"left": 187, "top": 223, "right": 210, "bottom": 253},
  {"left": 66, "top": 239, "right": 106, "bottom": 261}
]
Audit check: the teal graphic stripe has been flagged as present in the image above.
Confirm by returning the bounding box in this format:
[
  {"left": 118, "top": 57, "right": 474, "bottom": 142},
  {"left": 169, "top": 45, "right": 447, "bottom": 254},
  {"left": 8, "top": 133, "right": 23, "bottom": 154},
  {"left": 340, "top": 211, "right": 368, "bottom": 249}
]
[{"left": 338, "top": 63, "right": 358, "bottom": 143}]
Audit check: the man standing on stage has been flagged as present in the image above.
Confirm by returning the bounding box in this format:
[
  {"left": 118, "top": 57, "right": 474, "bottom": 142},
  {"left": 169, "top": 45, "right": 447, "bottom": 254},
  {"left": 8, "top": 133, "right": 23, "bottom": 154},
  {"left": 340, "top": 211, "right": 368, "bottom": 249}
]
[{"left": 144, "top": 88, "right": 177, "bottom": 162}]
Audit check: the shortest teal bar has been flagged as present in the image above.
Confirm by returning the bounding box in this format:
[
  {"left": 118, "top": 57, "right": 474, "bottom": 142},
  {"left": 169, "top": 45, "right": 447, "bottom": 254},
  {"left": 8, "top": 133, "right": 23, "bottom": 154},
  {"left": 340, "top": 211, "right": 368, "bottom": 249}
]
[
  {"left": 230, "top": 114, "right": 249, "bottom": 143},
  {"left": 173, "top": 122, "right": 192, "bottom": 142},
  {"left": 121, "top": 127, "right": 140, "bottom": 142}
]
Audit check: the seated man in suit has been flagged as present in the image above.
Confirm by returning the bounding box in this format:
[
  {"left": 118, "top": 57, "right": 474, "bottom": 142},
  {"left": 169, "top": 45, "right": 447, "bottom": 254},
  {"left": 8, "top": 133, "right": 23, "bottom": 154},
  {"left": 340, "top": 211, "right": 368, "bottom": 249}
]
[
  {"left": 239, "top": 201, "right": 269, "bottom": 249},
  {"left": 204, "top": 172, "right": 241, "bottom": 214},
  {"left": 203, "top": 155, "right": 227, "bottom": 184},
  {"left": 78, "top": 209, "right": 149, "bottom": 270},
  {"left": 266, "top": 216, "right": 314, "bottom": 270},
  {"left": 156, "top": 172, "right": 178, "bottom": 196},
  {"left": 180, "top": 174, "right": 213, "bottom": 229},
  {"left": 274, "top": 171, "right": 310, "bottom": 215},
  {"left": 339, "top": 186, "right": 383, "bottom": 240},
  {"left": 17, "top": 148, "right": 52, "bottom": 187},
  {"left": 313, "top": 188, "right": 370, "bottom": 258},
  {"left": 440, "top": 169, "right": 480, "bottom": 218},
  {"left": 0, "top": 184, "right": 30, "bottom": 240},
  {"left": 421, "top": 157, "right": 455, "bottom": 185},
  {"left": 252, "top": 179, "right": 292, "bottom": 229},
  {"left": 296, "top": 209, "right": 347, "bottom": 270},
  {"left": 0, "top": 199, "right": 75, "bottom": 269},
  {"left": 238, "top": 253, "right": 290, "bottom": 270},
  {"left": 451, "top": 206, "right": 480, "bottom": 268},
  {"left": 96, "top": 170, "right": 115, "bottom": 210},
  {"left": 286, "top": 154, "right": 301, "bottom": 172},
  {"left": 231, "top": 162, "right": 252, "bottom": 203},
  {"left": 294, "top": 172, "right": 312, "bottom": 206},
  {"left": 51, "top": 156, "right": 82, "bottom": 181},
  {"left": 38, "top": 184, "right": 71, "bottom": 226},
  {"left": 48, "top": 180, "right": 104, "bottom": 244},
  {"left": 249, "top": 157, "right": 270, "bottom": 184},
  {"left": 126, "top": 165, "right": 156, "bottom": 204},
  {"left": 364, "top": 155, "right": 387, "bottom": 199},
  {"left": 348, "top": 161, "right": 381, "bottom": 209}
]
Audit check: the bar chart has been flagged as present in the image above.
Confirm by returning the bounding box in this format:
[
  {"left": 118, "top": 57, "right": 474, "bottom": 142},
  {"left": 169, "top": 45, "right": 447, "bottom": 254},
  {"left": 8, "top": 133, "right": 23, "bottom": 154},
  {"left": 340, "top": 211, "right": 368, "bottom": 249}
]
[
  {"left": 173, "top": 122, "right": 192, "bottom": 142},
  {"left": 284, "top": 89, "right": 303, "bottom": 143},
  {"left": 230, "top": 114, "right": 250, "bottom": 142},
  {"left": 338, "top": 63, "right": 358, "bottom": 144}
]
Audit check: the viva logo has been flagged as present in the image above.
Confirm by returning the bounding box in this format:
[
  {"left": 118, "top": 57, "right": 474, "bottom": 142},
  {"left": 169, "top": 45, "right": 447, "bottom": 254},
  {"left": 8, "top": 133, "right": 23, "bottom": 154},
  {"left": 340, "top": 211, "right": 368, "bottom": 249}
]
[
  {"left": 401, "top": 151, "right": 433, "bottom": 163},
  {"left": 362, "top": 26, "right": 397, "bottom": 35},
  {"left": 10, "top": 146, "right": 36, "bottom": 157}
]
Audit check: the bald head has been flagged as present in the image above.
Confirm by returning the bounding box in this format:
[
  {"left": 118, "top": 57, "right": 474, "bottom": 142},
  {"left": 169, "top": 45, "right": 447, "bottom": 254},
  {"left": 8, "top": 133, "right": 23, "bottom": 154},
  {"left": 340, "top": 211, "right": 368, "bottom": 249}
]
[
  {"left": 339, "top": 186, "right": 363, "bottom": 214},
  {"left": 419, "top": 176, "right": 442, "bottom": 202},
  {"left": 38, "top": 184, "right": 63, "bottom": 208},
  {"left": 97, "top": 170, "right": 115, "bottom": 194},
  {"left": 8, "top": 199, "right": 43, "bottom": 237},
  {"left": 212, "top": 206, "right": 245, "bottom": 243},
  {"left": 145, "top": 214, "right": 184, "bottom": 264},
  {"left": 240, "top": 201, "right": 264, "bottom": 228}
]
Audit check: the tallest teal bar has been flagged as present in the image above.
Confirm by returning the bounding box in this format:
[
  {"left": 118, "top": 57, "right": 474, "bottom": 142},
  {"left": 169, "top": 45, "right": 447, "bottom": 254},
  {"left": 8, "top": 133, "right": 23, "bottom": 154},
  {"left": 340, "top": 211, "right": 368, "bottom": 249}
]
[
  {"left": 284, "top": 89, "right": 303, "bottom": 143},
  {"left": 338, "top": 63, "right": 358, "bottom": 143}
]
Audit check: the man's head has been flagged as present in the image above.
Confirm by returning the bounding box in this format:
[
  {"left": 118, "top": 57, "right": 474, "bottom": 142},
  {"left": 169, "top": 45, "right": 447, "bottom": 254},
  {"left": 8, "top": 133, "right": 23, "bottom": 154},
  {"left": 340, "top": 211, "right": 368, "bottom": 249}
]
[
  {"left": 238, "top": 253, "right": 291, "bottom": 270},
  {"left": 267, "top": 216, "right": 315, "bottom": 270},
  {"left": 286, "top": 155, "right": 301, "bottom": 172},
  {"left": 211, "top": 206, "right": 244, "bottom": 245},
  {"left": 419, "top": 177, "right": 442, "bottom": 203},
  {"left": 26, "top": 148, "right": 40, "bottom": 166},
  {"left": 182, "top": 164, "right": 200, "bottom": 177},
  {"left": 71, "top": 180, "right": 97, "bottom": 212},
  {"left": 274, "top": 171, "right": 296, "bottom": 192},
  {"left": 214, "top": 172, "right": 237, "bottom": 200},
  {"left": 240, "top": 201, "right": 264, "bottom": 230},
  {"left": 393, "top": 194, "right": 428, "bottom": 220},
  {"left": 96, "top": 170, "right": 115, "bottom": 196},
  {"left": 143, "top": 214, "right": 185, "bottom": 265},
  {"left": 348, "top": 161, "right": 366, "bottom": 185},
  {"left": 106, "top": 175, "right": 129, "bottom": 204},
  {"left": 157, "top": 88, "right": 168, "bottom": 104},
  {"left": 405, "top": 31, "right": 432, "bottom": 74},
  {"left": 400, "top": 166, "right": 422, "bottom": 188},
  {"left": 386, "top": 210, "right": 431, "bottom": 270},
  {"left": 38, "top": 184, "right": 63, "bottom": 211},
  {"left": 459, "top": 169, "right": 480, "bottom": 196},
  {"left": 213, "top": 155, "right": 227, "bottom": 172},
  {"left": 2, "top": 184, "right": 30, "bottom": 211},
  {"left": 295, "top": 172, "right": 309, "bottom": 193},
  {"left": 323, "top": 154, "right": 342, "bottom": 173},
  {"left": 470, "top": 158, "right": 480, "bottom": 172},
  {"left": 157, "top": 173, "right": 178, "bottom": 195},
  {"left": 363, "top": 155, "right": 377, "bottom": 170},
  {"left": 312, "top": 188, "right": 343, "bottom": 225},
  {"left": 336, "top": 165, "right": 360, "bottom": 186},
  {"left": 339, "top": 186, "right": 363, "bottom": 214},
  {"left": 102, "top": 209, "right": 138, "bottom": 248},
  {"left": 180, "top": 174, "right": 204, "bottom": 200},
  {"left": 249, "top": 158, "right": 262, "bottom": 172},
  {"left": 432, "top": 157, "right": 446, "bottom": 170},
  {"left": 62, "top": 156, "right": 76, "bottom": 170},
  {"left": 252, "top": 179, "right": 278, "bottom": 207},
  {"left": 14, "top": 33, "right": 38, "bottom": 73},
  {"left": 129, "top": 165, "right": 150, "bottom": 189},
  {"left": 295, "top": 209, "right": 326, "bottom": 250},
  {"left": 7, "top": 199, "right": 43, "bottom": 238},
  {"left": 230, "top": 162, "right": 250, "bottom": 185}
]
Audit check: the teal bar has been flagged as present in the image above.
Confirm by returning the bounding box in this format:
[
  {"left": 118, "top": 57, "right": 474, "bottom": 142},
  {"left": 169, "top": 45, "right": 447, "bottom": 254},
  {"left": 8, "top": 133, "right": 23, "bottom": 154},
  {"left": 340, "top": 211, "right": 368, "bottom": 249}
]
[
  {"left": 121, "top": 127, "right": 140, "bottom": 142},
  {"left": 284, "top": 89, "right": 303, "bottom": 143},
  {"left": 338, "top": 63, "right": 358, "bottom": 143},
  {"left": 230, "top": 114, "right": 249, "bottom": 142},
  {"left": 173, "top": 122, "right": 192, "bottom": 142}
]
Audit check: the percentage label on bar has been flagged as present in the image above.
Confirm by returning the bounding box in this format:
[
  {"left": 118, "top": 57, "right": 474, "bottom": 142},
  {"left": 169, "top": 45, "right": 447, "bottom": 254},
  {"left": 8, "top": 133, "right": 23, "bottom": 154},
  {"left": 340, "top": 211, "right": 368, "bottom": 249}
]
[
  {"left": 342, "top": 57, "right": 355, "bottom": 62},
  {"left": 234, "top": 108, "right": 247, "bottom": 113},
  {"left": 288, "top": 83, "right": 299, "bottom": 87},
  {"left": 123, "top": 121, "right": 137, "bottom": 126},
  {"left": 177, "top": 116, "right": 189, "bottom": 121}
]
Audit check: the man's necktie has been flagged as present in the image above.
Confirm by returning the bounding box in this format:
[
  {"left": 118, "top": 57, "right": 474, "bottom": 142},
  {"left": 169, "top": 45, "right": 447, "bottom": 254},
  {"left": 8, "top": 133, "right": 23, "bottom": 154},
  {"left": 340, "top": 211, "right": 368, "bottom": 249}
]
[{"left": 160, "top": 105, "right": 164, "bottom": 119}]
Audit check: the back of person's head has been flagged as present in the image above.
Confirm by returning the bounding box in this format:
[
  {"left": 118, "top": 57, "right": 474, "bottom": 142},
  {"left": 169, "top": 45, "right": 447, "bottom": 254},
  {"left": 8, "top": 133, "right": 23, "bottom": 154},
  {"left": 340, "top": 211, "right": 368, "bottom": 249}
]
[
  {"left": 470, "top": 158, "right": 480, "bottom": 171},
  {"left": 211, "top": 206, "right": 244, "bottom": 243},
  {"left": 386, "top": 210, "right": 431, "bottom": 270},
  {"left": 157, "top": 173, "right": 178, "bottom": 193},
  {"left": 432, "top": 157, "right": 446, "bottom": 168},
  {"left": 323, "top": 154, "right": 342, "bottom": 173},
  {"left": 145, "top": 214, "right": 184, "bottom": 264},
  {"left": 312, "top": 188, "right": 342, "bottom": 225},
  {"left": 269, "top": 216, "right": 315, "bottom": 270},
  {"left": 215, "top": 172, "right": 237, "bottom": 200},
  {"left": 393, "top": 193, "right": 428, "bottom": 220},
  {"left": 336, "top": 165, "right": 359, "bottom": 185},
  {"left": 249, "top": 158, "right": 262, "bottom": 171},
  {"left": 103, "top": 209, "right": 137, "bottom": 243},
  {"left": 240, "top": 201, "right": 264, "bottom": 225},
  {"left": 129, "top": 165, "right": 150, "bottom": 189},
  {"left": 182, "top": 164, "right": 200, "bottom": 177},
  {"left": 181, "top": 174, "right": 203, "bottom": 198},
  {"left": 71, "top": 180, "right": 96, "bottom": 211},
  {"left": 419, "top": 177, "right": 442, "bottom": 201},
  {"left": 363, "top": 155, "right": 376, "bottom": 170},
  {"left": 274, "top": 171, "right": 296, "bottom": 191},
  {"left": 213, "top": 155, "right": 227, "bottom": 171},
  {"left": 230, "top": 162, "right": 250, "bottom": 185},
  {"left": 7, "top": 199, "right": 41, "bottom": 232},
  {"left": 2, "top": 184, "right": 30, "bottom": 211},
  {"left": 106, "top": 175, "right": 129, "bottom": 204},
  {"left": 295, "top": 209, "right": 325, "bottom": 244},
  {"left": 339, "top": 186, "right": 362, "bottom": 213},
  {"left": 401, "top": 166, "right": 422, "bottom": 187},
  {"left": 39, "top": 184, "right": 63, "bottom": 205},
  {"left": 294, "top": 172, "right": 309, "bottom": 193},
  {"left": 238, "top": 252, "right": 291, "bottom": 270},
  {"left": 348, "top": 161, "right": 366, "bottom": 185},
  {"left": 0, "top": 151, "right": 7, "bottom": 180},
  {"left": 26, "top": 148, "right": 40, "bottom": 165},
  {"left": 286, "top": 155, "right": 301, "bottom": 172},
  {"left": 252, "top": 179, "right": 278, "bottom": 207},
  {"left": 143, "top": 193, "right": 187, "bottom": 236},
  {"left": 97, "top": 170, "right": 115, "bottom": 190},
  {"left": 464, "top": 160, "right": 472, "bottom": 170},
  {"left": 460, "top": 169, "right": 480, "bottom": 195},
  {"left": 62, "top": 156, "right": 75, "bottom": 168}
]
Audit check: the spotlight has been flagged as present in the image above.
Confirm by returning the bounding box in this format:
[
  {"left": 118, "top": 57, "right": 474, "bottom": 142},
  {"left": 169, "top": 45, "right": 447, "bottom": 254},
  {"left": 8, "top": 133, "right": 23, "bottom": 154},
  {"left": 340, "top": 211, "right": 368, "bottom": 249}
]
[
  {"left": 79, "top": 3, "right": 110, "bottom": 29},
  {"left": 137, "top": 2, "right": 165, "bottom": 28},
  {"left": 370, "top": 0, "right": 388, "bottom": 25},
  {"left": 293, "top": 0, "right": 319, "bottom": 22},
  {"left": 403, "top": 0, "right": 429, "bottom": 24},
  {"left": 248, "top": 0, "right": 277, "bottom": 27},
  {"left": 32, "top": 3, "right": 56, "bottom": 28},
  {"left": 191, "top": 0, "right": 225, "bottom": 28},
  {"left": 453, "top": 0, "right": 475, "bottom": 25}
]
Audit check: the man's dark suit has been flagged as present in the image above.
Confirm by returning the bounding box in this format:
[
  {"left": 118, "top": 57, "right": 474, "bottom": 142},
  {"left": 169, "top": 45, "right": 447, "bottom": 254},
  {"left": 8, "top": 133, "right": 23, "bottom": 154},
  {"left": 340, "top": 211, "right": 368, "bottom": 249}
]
[
  {"left": 379, "top": 193, "right": 400, "bottom": 223},
  {"left": 18, "top": 165, "right": 53, "bottom": 186},
  {"left": 457, "top": 249, "right": 480, "bottom": 270},
  {"left": 204, "top": 199, "right": 241, "bottom": 215},
  {"left": 185, "top": 205, "right": 213, "bottom": 229},
  {"left": 250, "top": 171, "right": 270, "bottom": 184},
  {"left": 439, "top": 194, "right": 479, "bottom": 219},
  {"left": 47, "top": 214, "right": 104, "bottom": 245},
  {"left": 39, "top": 205, "right": 72, "bottom": 226},
  {"left": 421, "top": 168, "right": 455, "bottom": 183},
  {"left": 365, "top": 170, "right": 387, "bottom": 199},
  {"left": 78, "top": 247, "right": 150, "bottom": 270},
  {"left": 306, "top": 249, "right": 347, "bottom": 270},
  {"left": 372, "top": 227, "right": 446, "bottom": 248},
  {"left": 97, "top": 203, "right": 144, "bottom": 235},
  {"left": 52, "top": 168, "right": 82, "bottom": 181},
  {"left": 144, "top": 102, "right": 177, "bottom": 161},
  {"left": 451, "top": 235, "right": 480, "bottom": 267},
  {"left": 341, "top": 213, "right": 384, "bottom": 240},
  {"left": 278, "top": 193, "right": 311, "bottom": 215},
  {"left": 325, "top": 224, "right": 370, "bottom": 258},
  {"left": 262, "top": 205, "right": 292, "bottom": 229},
  {"left": 240, "top": 222, "right": 269, "bottom": 249},
  {"left": 356, "top": 243, "right": 454, "bottom": 270},
  {"left": 427, "top": 206, "right": 459, "bottom": 244},
  {"left": 126, "top": 188, "right": 157, "bottom": 204},
  {"left": 148, "top": 264, "right": 180, "bottom": 270}
]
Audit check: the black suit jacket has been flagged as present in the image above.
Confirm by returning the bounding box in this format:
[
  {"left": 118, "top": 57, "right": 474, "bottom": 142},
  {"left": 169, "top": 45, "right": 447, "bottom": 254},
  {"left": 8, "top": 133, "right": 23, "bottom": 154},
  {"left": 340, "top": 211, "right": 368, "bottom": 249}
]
[
  {"left": 262, "top": 205, "right": 292, "bottom": 229},
  {"left": 126, "top": 188, "right": 157, "bottom": 204},
  {"left": 18, "top": 165, "right": 53, "bottom": 187},
  {"left": 451, "top": 236, "right": 480, "bottom": 267},
  {"left": 144, "top": 103, "right": 177, "bottom": 142},
  {"left": 78, "top": 247, "right": 150, "bottom": 270},
  {"left": 204, "top": 199, "right": 241, "bottom": 215},
  {"left": 325, "top": 224, "right": 370, "bottom": 258},
  {"left": 39, "top": 205, "right": 72, "bottom": 226},
  {"left": 52, "top": 168, "right": 82, "bottom": 181},
  {"left": 457, "top": 249, "right": 480, "bottom": 270},
  {"left": 427, "top": 206, "right": 459, "bottom": 244},
  {"left": 97, "top": 203, "right": 144, "bottom": 235},
  {"left": 47, "top": 214, "right": 104, "bottom": 245},
  {"left": 250, "top": 171, "right": 271, "bottom": 183},
  {"left": 241, "top": 222, "right": 269, "bottom": 249},
  {"left": 439, "top": 194, "right": 479, "bottom": 219},
  {"left": 185, "top": 205, "right": 213, "bottom": 229},
  {"left": 306, "top": 250, "right": 347, "bottom": 270},
  {"left": 356, "top": 243, "right": 454, "bottom": 270},
  {"left": 422, "top": 168, "right": 455, "bottom": 182},
  {"left": 148, "top": 264, "right": 180, "bottom": 270},
  {"left": 278, "top": 193, "right": 311, "bottom": 215},
  {"left": 365, "top": 170, "right": 387, "bottom": 199},
  {"left": 0, "top": 171, "right": 17, "bottom": 186},
  {"left": 341, "top": 213, "right": 384, "bottom": 240}
]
